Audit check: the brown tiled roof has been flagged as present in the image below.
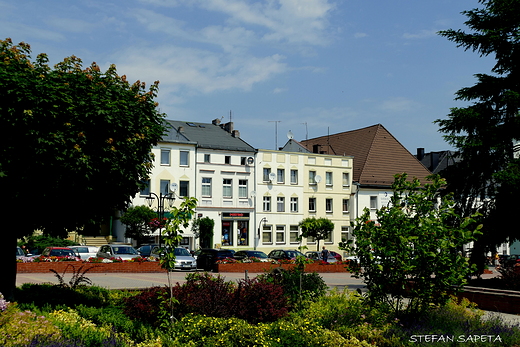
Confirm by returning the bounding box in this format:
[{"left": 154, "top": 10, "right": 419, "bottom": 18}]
[{"left": 300, "top": 124, "right": 432, "bottom": 187}]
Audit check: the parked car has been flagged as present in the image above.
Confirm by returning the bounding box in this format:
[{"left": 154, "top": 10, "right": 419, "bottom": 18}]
[
  {"left": 40, "top": 247, "right": 79, "bottom": 259},
  {"left": 150, "top": 246, "right": 197, "bottom": 270},
  {"left": 96, "top": 244, "right": 140, "bottom": 260},
  {"left": 16, "top": 246, "right": 26, "bottom": 260},
  {"left": 330, "top": 251, "right": 342, "bottom": 261},
  {"left": 503, "top": 254, "right": 520, "bottom": 268},
  {"left": 69, "top": 246, "right": 99, "bottom": 261},
  {"left": 196, "top": 248, "right": 235, "bottom": 271},
  {"left": 233, "top": 250, "right": 269, "bottom": 262},
  {"left": 137, "top": 244, "right": 159, "bottom": 257},
  {"left": 305, "top": 251, "right": 337, "bottom": 263},
  {"left": 268, "top": 249, "right": 306, "bottom": 261}
]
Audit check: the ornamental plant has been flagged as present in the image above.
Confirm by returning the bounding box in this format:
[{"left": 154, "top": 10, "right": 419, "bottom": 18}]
[{"left": 342, "top": 173, "right": 482, "bottom": 315}]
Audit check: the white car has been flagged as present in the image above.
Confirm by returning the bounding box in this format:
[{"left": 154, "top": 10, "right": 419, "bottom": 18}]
[
  {"left": 69, "top": 246, "right": 99, "bottom": 261},
  {"left": 151, "top": 246, "right": 197, "bottom": 270},
  {"left": 96, "top": 244, "right": 141, "bottom": 260}
]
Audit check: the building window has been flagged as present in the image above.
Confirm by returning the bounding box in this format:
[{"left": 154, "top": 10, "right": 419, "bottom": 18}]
[
  {"left": 223, "top": 179, "right": 232, "bottom": 198},
  {"left": 204, "top": 154, "right": 210, "bottom": 163},
  {"left": 139, "top": 180, "right": 150, "bottom": 196},
  {"left": 341, "top": 226, "right": 350, "bottom": 242},
  {"left": 179, "top": 181, "right": 189, "bottom": 197},
  {"left": 289, "top": 225, "right": 299, "bottom": 243},
  {"left": 241, "top": 157, "right": 246, "bottom": 165},
  {"left": 326, "top": 198, "right": 333, "bottom": 213},
  {"left": 225, "top": 155, "right": 231, "bottom": 164},
  {"left": 160, "top": 180, "right": 170, "bottom": 195},
  {"left": 277, "top": 197, "right": 285, "bottom": 212},
  {"left": 263, "top": 196, "right": 271, "bottom": 212},
  {"left": 342, "top": 199, "right": 349, "bottom": 213},
  {"left": 238, "top": 180, "right": 248, "bottom": 198},
  {"left": 277, "top": 169, "right": 285, "bottom": 184},
  {"left": 326, "top": 172, "right": 333, "bottom": 186},
  {"left": 262, "top": 225, "right": 272, "bottom": 243},
  {"left": 370, "top": 196, "right": 378, "bottom": 209},
  {"left": 160, "top": 149, "right": 170, "bottom": 165},
  {"left": 180, "top": 151, "right": 189, "bottom": 166},
  {"left": 290, "top": 169, "right": 298, "bottom": 184},
  {"left": 343, "top": 173, "right": 350, "bottom": 187},
  {"left": 324, "top": 229, "right": 332, "bottom": 243},
  {"left": 263, "top": 168, "right": 271, "bottom": 182},
  {"left": 202, "top": 178, "right": 212, "bottom": 197},
  {"left": 290, "top": 197, "right": 298, "bottom": 212},
  {"left": 276, "top": 225, "right": 285, "bottom": 243},
  {"left": 309, "top": 171, "right": 316, "bottom": 185},
  {"left": 309, "top": 197, "right": 316, "bottom": 212}
]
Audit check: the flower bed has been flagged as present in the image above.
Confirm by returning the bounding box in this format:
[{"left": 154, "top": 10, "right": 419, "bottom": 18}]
[
  {"left": 215, "top": 262, "right": 350, "bottom": 273},
  {"left": 17, "top": 261, "right": 167, "bottom": 273}
]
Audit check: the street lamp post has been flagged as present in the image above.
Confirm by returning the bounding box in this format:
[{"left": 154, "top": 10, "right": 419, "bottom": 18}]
[
  {"left": 256, "top": 217, "right": 268, "bottom": 250},
  {"left": 146, "top": 192, "right": 175, "bottom": 247}
]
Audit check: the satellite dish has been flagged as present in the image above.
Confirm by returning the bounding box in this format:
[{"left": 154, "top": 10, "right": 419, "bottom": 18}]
[
  {"left": 250, "top": 191, "right": 257, "bottom": 197},
  {"left": 314, "top": 175, "right": 322, "bottom": 183},
  {"left": 169, "top": 182, "right": 178, "bottom": 192},
  {"left": 269, "top": 172, "right": 276, "bottom": 181},
  {"left": 287, "top": 130, "right": 294, "bottom": 140}
]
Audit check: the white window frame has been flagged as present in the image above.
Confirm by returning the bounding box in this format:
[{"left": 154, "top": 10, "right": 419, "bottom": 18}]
[
  {"left": 309, "top": 197, "right": 316, "bottom": 212},
  {"left": 277, "top": 168, "right": 285, "bottom": 184},
  {"left": 263, "top": 168, "right": 271, "bottom": 182},
  {"left": 180, "top": 151, "right": 189, "bottom": 166},
  {"left": 290, "top": 169, "right": 298, "bottom": 184},
  {"left": 326, "top": 198, "right": 333, "bottom": 213},
  {"left": 309, "top": 170, "right": 316, "bottom": 185},
  {"left": 160, "top": 149, "right": 170, "bottom": 166},
  {"left": 179, "top": 180, "right": 189, "bottom": 197},
  {"left": 276, "top": 225, "right": 285, "bottom": 243},
  {"left": 263, "top": 196, "right": 271, "bottom": 212},
  {"left": 277, "top": 196, "right": 285, "bottom": 212},
  {"left": 262, "top": 225, "right": 273, "bottom": 244},
  {"left": 160, "top": 179, "right": 170, "bottom": 195},
  {"left": 326, "top": 172, "right": 333, "bottom": 187},
  {"left": 289, "top": 225, "right": 299, "bottom": 243},
  {"left": 202, "top": 177, "right": 212, "bottom": 197},
  {"left": 238, "top": 179, "right": 248, "bottom": 198},
  {"left": 223, "top": 179, "right": 232, "bottom": 198},
  {"left": 290, "top": 197, "right": 298, "bottom": 212},
  {"left": 342, "top": 199, "right": 349, "bottom": 213},
  {"left": 370, "top": 196, "right": 378, "bottom": 209},
  {"left": 343, "top": 172, "right": 350, "bottom": 187}
]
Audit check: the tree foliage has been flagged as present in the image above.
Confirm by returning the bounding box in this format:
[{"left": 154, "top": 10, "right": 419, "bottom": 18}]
[
  {"left": 342, "top": 174, "right": 482, "bottom": 316},
  {"left": 191, "top": 216, "right": 215, "bottom": 248},
  {"left": 436, "top": 1, "right": 520, "bottom": 257},
  {"left": 120, "top": 205, "right": 157, "bottom": 244},
  {"left": 0, "top": 38, "right": 166, "bottom": 300},
  {"left": 298, "top": 217, "right": 334, "bottom": 251}
]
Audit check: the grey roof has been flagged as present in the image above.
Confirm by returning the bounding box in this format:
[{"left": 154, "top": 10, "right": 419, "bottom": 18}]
[
  {"left": 162, "top": 119, "right": 256, "bottom": 152},
  {"left": 280, "top": 139, "right": 311, "bottom": 153},
  {"left": 417, "top": 150, "right": 460, "bottom": 174}
]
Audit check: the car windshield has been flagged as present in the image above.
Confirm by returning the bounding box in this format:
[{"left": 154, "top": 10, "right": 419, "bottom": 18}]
[
  {"left": 113, "top": 246, "right": 137, "bottom": 255},
  {"left": 51, "top": 249, "right": 75, "bottom": 257},
  {"left": 217, "top": 251, "right": 234, "bottom": 257},
  {"left": 174, "top": 248, "right": 191, "bottom": 256},
  {"left": 16, "top": 248, "right": 24, "bottom": 256},
  {"left": 74, "top": 247, "right": 89, "bottom": 253},
  {"left": 249, "top": 251, "right": 267, "bottom": 258},
  {"left": 286, "top": 251, "right": 303, "bottom": 258}
]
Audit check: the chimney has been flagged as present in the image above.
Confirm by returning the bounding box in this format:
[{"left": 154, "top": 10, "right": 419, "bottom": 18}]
[
  {"left": 417, "top": 148, "right": 425, "bottom": 161},
  {"left": 232, "top": 130, "right": 240, "bottom": 138},
  {"left": 222, "top": 122, "right": 234, "bottom": 133},
  {"left": 212, "top": 118, "right": 221, "bottom": 126},
  {"left": 178, "top": 126, "right": 184, "bottom": 133}
]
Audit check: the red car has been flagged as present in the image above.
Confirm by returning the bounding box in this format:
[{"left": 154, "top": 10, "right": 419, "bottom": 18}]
[{"left": 330, "top": 251, "right": 342, "bottom": 261}]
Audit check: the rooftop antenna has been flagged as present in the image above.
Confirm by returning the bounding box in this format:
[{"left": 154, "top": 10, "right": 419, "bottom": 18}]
[
  {"left": 268, "top": 120, "right": 281, "bottom": 150},
  {"left": 301, "top": 122, "right": 308, "bottom": 141}
]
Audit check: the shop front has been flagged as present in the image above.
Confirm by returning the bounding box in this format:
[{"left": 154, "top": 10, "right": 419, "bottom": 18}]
[{"left": 221, "top": 212, "right": 250, "bottom": 247}]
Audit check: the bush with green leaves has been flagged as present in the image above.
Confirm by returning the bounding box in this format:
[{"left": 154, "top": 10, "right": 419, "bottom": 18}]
[
  {"left": 257, "top": 267, "right": 328, "bottom": 308},
  {"left": 342, "top": 173, "right": 482, "bottom": 315},
  {"left": 19, "top": 234, "right": 78, "bottom": 255}
]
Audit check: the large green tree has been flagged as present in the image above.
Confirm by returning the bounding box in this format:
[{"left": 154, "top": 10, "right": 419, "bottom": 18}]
[
  {"left": 298, "top": 217, "right": 334, "bottom": 251},
  {"left": 342, "top": 174, "right": 482, "bottom": 315},
  {"left": 0, "top": 39, "right": 166, "bottom": 299},
  {"left": 120, "top": 205, "right": 157, "bottom": 245},
  {"left": 436, "top": 0, "right": 520, "bottom": 264}
]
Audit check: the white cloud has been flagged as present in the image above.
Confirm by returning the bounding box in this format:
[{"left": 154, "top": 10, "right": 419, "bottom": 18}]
[
  {"left": 378, "top": 97, "right": 418, "bottom": 112},
  {"left": 354, "top": 32, "right": 368, "bottom": 39},
  {"left": 402, "top": 29, "right": 437, "bottom": 39},
  {"left": 45, "top": 17, "right": 98, "bottom": 34},
  {"left": 111, "top": 44, "right": 287, "bottom": 94}
]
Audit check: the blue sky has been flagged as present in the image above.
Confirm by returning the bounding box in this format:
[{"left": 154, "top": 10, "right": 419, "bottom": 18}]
[{"left": 0, "top": 0, "right": 494, "bottom": 153}]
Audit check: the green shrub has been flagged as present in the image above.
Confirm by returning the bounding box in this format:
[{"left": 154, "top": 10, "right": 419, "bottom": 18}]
[{"left": 257, "top": 268, "right": 328, "bottom": 308}]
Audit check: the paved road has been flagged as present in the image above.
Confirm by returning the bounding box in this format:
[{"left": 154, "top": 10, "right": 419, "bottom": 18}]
[{"left": 16, "top": 268, "right": 520, "bottom": 325}]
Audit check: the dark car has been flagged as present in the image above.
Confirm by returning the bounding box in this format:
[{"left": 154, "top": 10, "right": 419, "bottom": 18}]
[
  {"left": 233, "top": 250, "right": 269, "bottom": 262},
  {"left": 267, "top": 249, "right": 305, "bottom": 261},
  {"left": 137, "top": 244, "right": 159, "bottom": 257},
  {"left": 196, "top": 248, "right": 235, "bottom": 271},
  {"left": 40, "top": 247, "right": 78, "bottom": 259},
  {"left": 503, "top": 254, "right": 520, "bottom": 268}
]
